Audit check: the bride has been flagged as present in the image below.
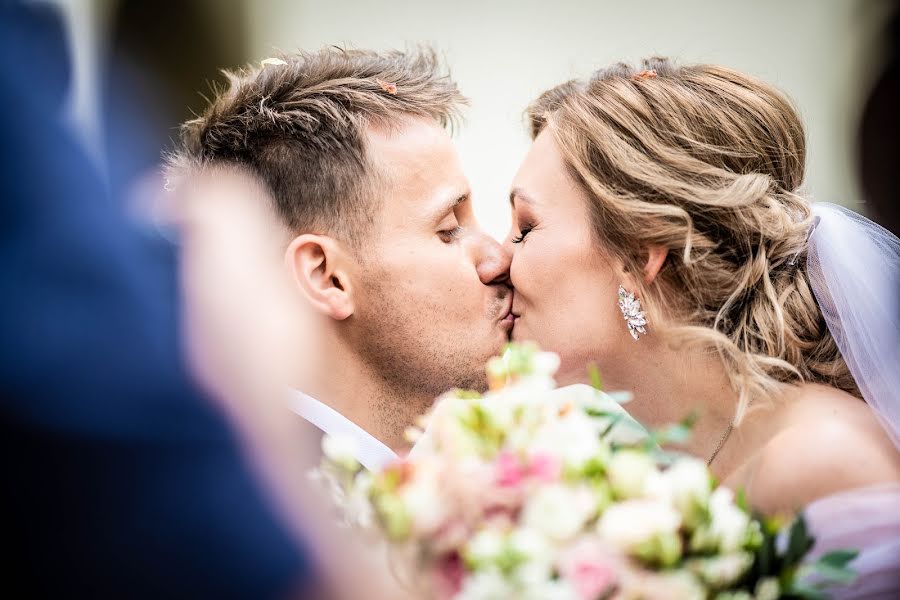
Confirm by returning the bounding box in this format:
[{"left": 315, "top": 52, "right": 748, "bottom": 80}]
[{"left": 504, "top": 57, "right": 900, "bottom": 596}]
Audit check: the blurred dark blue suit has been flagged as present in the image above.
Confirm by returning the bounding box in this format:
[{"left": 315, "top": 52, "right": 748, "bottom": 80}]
[{"left": 0, "top": 4, "right": 310, "bottom": 597}]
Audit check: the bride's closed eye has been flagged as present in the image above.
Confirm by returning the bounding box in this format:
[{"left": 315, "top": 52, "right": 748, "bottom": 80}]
[{"left": 511, "top": 223, "right": 535, "bottom": 244}]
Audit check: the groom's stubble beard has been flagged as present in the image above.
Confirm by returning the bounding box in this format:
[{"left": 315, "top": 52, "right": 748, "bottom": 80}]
[{"left": 349, "top": 274, "right": 493, "bottom": 436}]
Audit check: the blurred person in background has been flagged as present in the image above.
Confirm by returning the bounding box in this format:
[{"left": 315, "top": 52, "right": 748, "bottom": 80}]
[{"left": 859, "top": 3, "right": 900, "bottom": 238}]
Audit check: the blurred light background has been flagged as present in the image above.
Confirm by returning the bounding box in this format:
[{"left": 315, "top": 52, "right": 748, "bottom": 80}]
[{"left": 59, "top": 0, "right": 896, "bottom": 240}]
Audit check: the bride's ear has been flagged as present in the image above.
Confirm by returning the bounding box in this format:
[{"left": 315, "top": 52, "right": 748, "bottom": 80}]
[
  {"left": 285, "top": 234, "right": 354, "bottom": 320},
  {"left": 641, "top": 246, "right": 668, "bottom": 285}
]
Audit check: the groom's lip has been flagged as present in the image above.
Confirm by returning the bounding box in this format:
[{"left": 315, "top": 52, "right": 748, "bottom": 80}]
[{"left": 498, "top": 293, "right": 515, "bottom": 328}]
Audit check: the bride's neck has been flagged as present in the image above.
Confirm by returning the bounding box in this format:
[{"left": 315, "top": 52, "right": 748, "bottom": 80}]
[{"left": 570, "top": 342, "right": 739, "bottom": 463}]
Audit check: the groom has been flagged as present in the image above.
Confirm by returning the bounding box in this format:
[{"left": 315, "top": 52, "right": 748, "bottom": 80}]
[{"left": 169, "top": 48, "right": 514, "bottom": 469}]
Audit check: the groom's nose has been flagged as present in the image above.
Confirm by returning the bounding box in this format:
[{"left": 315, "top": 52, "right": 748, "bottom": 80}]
[{"left": 473, "top": 230, "right": 512, "bottom": 286}]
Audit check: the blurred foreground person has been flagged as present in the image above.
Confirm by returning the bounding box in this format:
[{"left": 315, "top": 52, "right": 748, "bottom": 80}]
[{"left": 0, "top": 3, "right": 391, "bottom": 598}]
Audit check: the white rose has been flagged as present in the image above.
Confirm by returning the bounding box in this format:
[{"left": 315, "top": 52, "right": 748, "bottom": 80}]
[
  {"left": 522, "top": 579, "right": 581, "bottom": 600},
  {"left": 480, "top": 396, "right": 517, "bottom": 431},
  {"left": 508, "top": 528, "right": 554, "bottom": 588},
  {"left": 346, "top": 470, "right": 375, "bottom": 528},
  {"left": 708, "top": 488, "right": 750, "bottom": 553},
  {"left": 597, "top": 499, "right": 681, "bottom": 552},
  {"left": 456, "top": 570, "right": 513, "bottom": 600},
  {"left": 630, "top": 570, "right": 705, "bottom": 600},
  {"left": 522, "top": 484, "right": 597, "bottom": 542},
  {"left": 321, "top": 433, "right": 360, "bottom": 471},
  {"left": 660, "top": 457, "right": 711, "bottom": 527},
  {"left": 532, "top": 351, "right": 562, "bottom": 378},
  {"left": 531, "top": 412, "right": 605, "bottom": 468},
  {"left": 465, "top": 528, "right": 506, "bottom": 566},
  {"left": 607, "top": 450, "right": 657, "bottom": 498},
  {"left": 755, "top": 577, "right": 781, "bottom": 600},
  {"left": 512, "top": 559, "right": 554, "bottom": 590},
  {"left": 400, "top": 460, "right": 448, "bottom": 535},
  {"left": 508, "top": 527, "right": 552, "bottom": 564},
  {"left": 687, "top": 552, "right": 753, "bottom": 587}
]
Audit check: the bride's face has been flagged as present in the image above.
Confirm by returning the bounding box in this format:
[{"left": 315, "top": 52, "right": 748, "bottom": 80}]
[{"left": 505, "top": 129, "right": 634, "bottom": 385}]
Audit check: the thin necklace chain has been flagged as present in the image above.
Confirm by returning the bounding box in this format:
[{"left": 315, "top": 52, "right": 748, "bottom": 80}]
[{"left": 707, "top": 423, "right": 734, "bottom": 466}]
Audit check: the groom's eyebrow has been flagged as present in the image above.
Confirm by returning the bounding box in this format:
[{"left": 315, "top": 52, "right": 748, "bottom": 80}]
[{"left": 429, "top": 192, "right": 469, "bottom": 222}]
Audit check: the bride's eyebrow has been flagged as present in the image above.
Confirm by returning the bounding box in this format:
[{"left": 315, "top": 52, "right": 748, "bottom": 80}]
[{"left": 509, "top": 187, "right": 537, "bottom": 207}]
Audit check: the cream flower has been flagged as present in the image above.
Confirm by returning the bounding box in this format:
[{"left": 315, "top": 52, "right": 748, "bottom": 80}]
[
  {"left": 597, "top": 499, "right": 681, "bottom": 552},
  {"left": 646, "top": 457, "right": 711, "bottom": 528},
  {"left": 607, "top": 449, "right": 657, "bottom": 499},
  {"left": 522, "top": 484, "right": 597, "bottom": 542},
  {"left": 321, "top": 433, "right": 360, "bottom": 471},
  {"left": 708, "top": 488, "right": 751, "bottom": 553},
  {"left": 530, "top": 409, "right": 606, "bottom": 468},
  {"left": 465, "top": 528, "right": 506, "bottom": 566},
  {"left": 456, "top": 569, "right": 513, "bottom": 600},
  {"left": 686, "top": 552, "right": 753, "bottom": 587},
  {"left": 400, "top": 459, "right": 450, "bottom": 536},
  {"left": 508, "top": 527, "right": 553, "bottom": 564}
]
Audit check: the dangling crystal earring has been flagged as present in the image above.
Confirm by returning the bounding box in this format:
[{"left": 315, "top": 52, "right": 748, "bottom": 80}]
[{"left": 617, "top": 286, "right": 648, "bottom": 340}]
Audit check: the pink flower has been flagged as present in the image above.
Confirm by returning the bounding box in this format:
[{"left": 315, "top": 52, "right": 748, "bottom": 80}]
[
  {"left": 495, "top": 451, "right": 561, "bottom": 487},
  {"left": 558, "top": 538, "right": 619, "bottom": 600},
  {"left": 431, "top": 552, "right": 466, "bottom": 600},
  {"left": 495, "top": 451, "right": 526, "bottom": 487},
  {"left": 528, "top": 453, "right": 561, "bottom": 482}
]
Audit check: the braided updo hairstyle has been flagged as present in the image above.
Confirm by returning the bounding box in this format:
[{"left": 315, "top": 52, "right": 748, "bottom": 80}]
[{"left": 529, "top": 57, "right": 859, "bottom": 422}]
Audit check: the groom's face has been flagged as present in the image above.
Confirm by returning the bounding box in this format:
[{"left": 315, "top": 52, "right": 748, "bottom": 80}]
[{"left": 350, "top": 117, "right": 513, "bottom": 395}]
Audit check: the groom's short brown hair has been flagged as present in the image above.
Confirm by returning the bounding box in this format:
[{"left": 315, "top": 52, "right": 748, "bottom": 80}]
[{"left": 169, "top": 47, "right": 466, "bottom": 246}]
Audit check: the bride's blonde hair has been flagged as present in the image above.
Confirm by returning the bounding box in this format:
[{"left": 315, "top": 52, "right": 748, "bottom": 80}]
[{"left": 529, "top": 57, "right": 859, "bottom": 423}]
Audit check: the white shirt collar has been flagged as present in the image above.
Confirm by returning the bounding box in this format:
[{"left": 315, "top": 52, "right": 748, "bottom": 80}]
[{"left": 289, "top": 390, "right": 397, "bottom": 471}]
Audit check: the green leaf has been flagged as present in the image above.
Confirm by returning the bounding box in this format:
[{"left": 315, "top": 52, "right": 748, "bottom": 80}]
[
  {"left": 588, "top": 363, "right": 604, "bottom": 390},
  {"left": 787, "top": 582, "right": 830, "bottom": 600},
  {"left": 736, "top": 488, "right": 749, "bottom": 513},
  {"left": 680, "top": 411, "right": 699, "bottom": 429},
  {"left": 812, "top": 563, "right": 857, "bottom": 585},
  {"left": 663, "top": 423, "right": 692, "bottom": 444},
  {"left": 811, "top": 549, "right": 859, "bottom": 585},
  {"left": 783, "top": 515, "right": 814, "bottom": 567},
  {"left": 599, "top": 413, "right": 626, "bottom": 439},
  {"left": 817, "top": 549, "right": 858, "bottom": 569}
]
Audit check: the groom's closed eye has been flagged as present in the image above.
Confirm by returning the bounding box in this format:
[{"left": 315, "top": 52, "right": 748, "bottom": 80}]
[
  {"left": 433, "top": 192, "right": 470, "bottom": 243},
  {"left": 438, "top": 224, "right": 464, "bottom": 243}
]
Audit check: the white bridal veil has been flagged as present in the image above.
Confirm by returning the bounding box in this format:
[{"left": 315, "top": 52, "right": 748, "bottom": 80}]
[{"left": 806, "top": 202, "right": 900, "bottom": 450}]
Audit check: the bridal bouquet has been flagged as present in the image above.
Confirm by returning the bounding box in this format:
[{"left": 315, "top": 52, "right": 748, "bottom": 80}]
[{"left": 317, "top": 343, "right": 856, "bottom": 599}]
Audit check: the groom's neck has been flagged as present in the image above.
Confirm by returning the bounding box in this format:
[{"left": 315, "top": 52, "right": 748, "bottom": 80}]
[{"left": 301, "top": 341, "right": 425, "bottom": 452}]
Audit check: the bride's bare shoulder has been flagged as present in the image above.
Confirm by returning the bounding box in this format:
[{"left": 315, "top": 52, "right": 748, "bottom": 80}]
[{"left": 746, "top": 384, "right": 900, "bottom": 514}]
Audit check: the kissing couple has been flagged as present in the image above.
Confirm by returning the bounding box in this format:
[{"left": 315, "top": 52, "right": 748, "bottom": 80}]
[{"left": 168, "top": 47, "right": 900, "bottom": 594}]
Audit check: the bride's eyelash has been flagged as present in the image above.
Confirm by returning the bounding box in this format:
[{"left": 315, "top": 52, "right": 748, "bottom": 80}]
[{"left": 511, "top": 224, "right": 534, "bottom": 244}]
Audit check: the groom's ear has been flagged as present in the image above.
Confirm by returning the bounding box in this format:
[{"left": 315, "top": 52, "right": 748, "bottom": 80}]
[
  {"left": 285, "top": 234, "right": 354, "bottom": 320},
  {"left": 641, "top": 246, "right": 668, "bottom": 285}
]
